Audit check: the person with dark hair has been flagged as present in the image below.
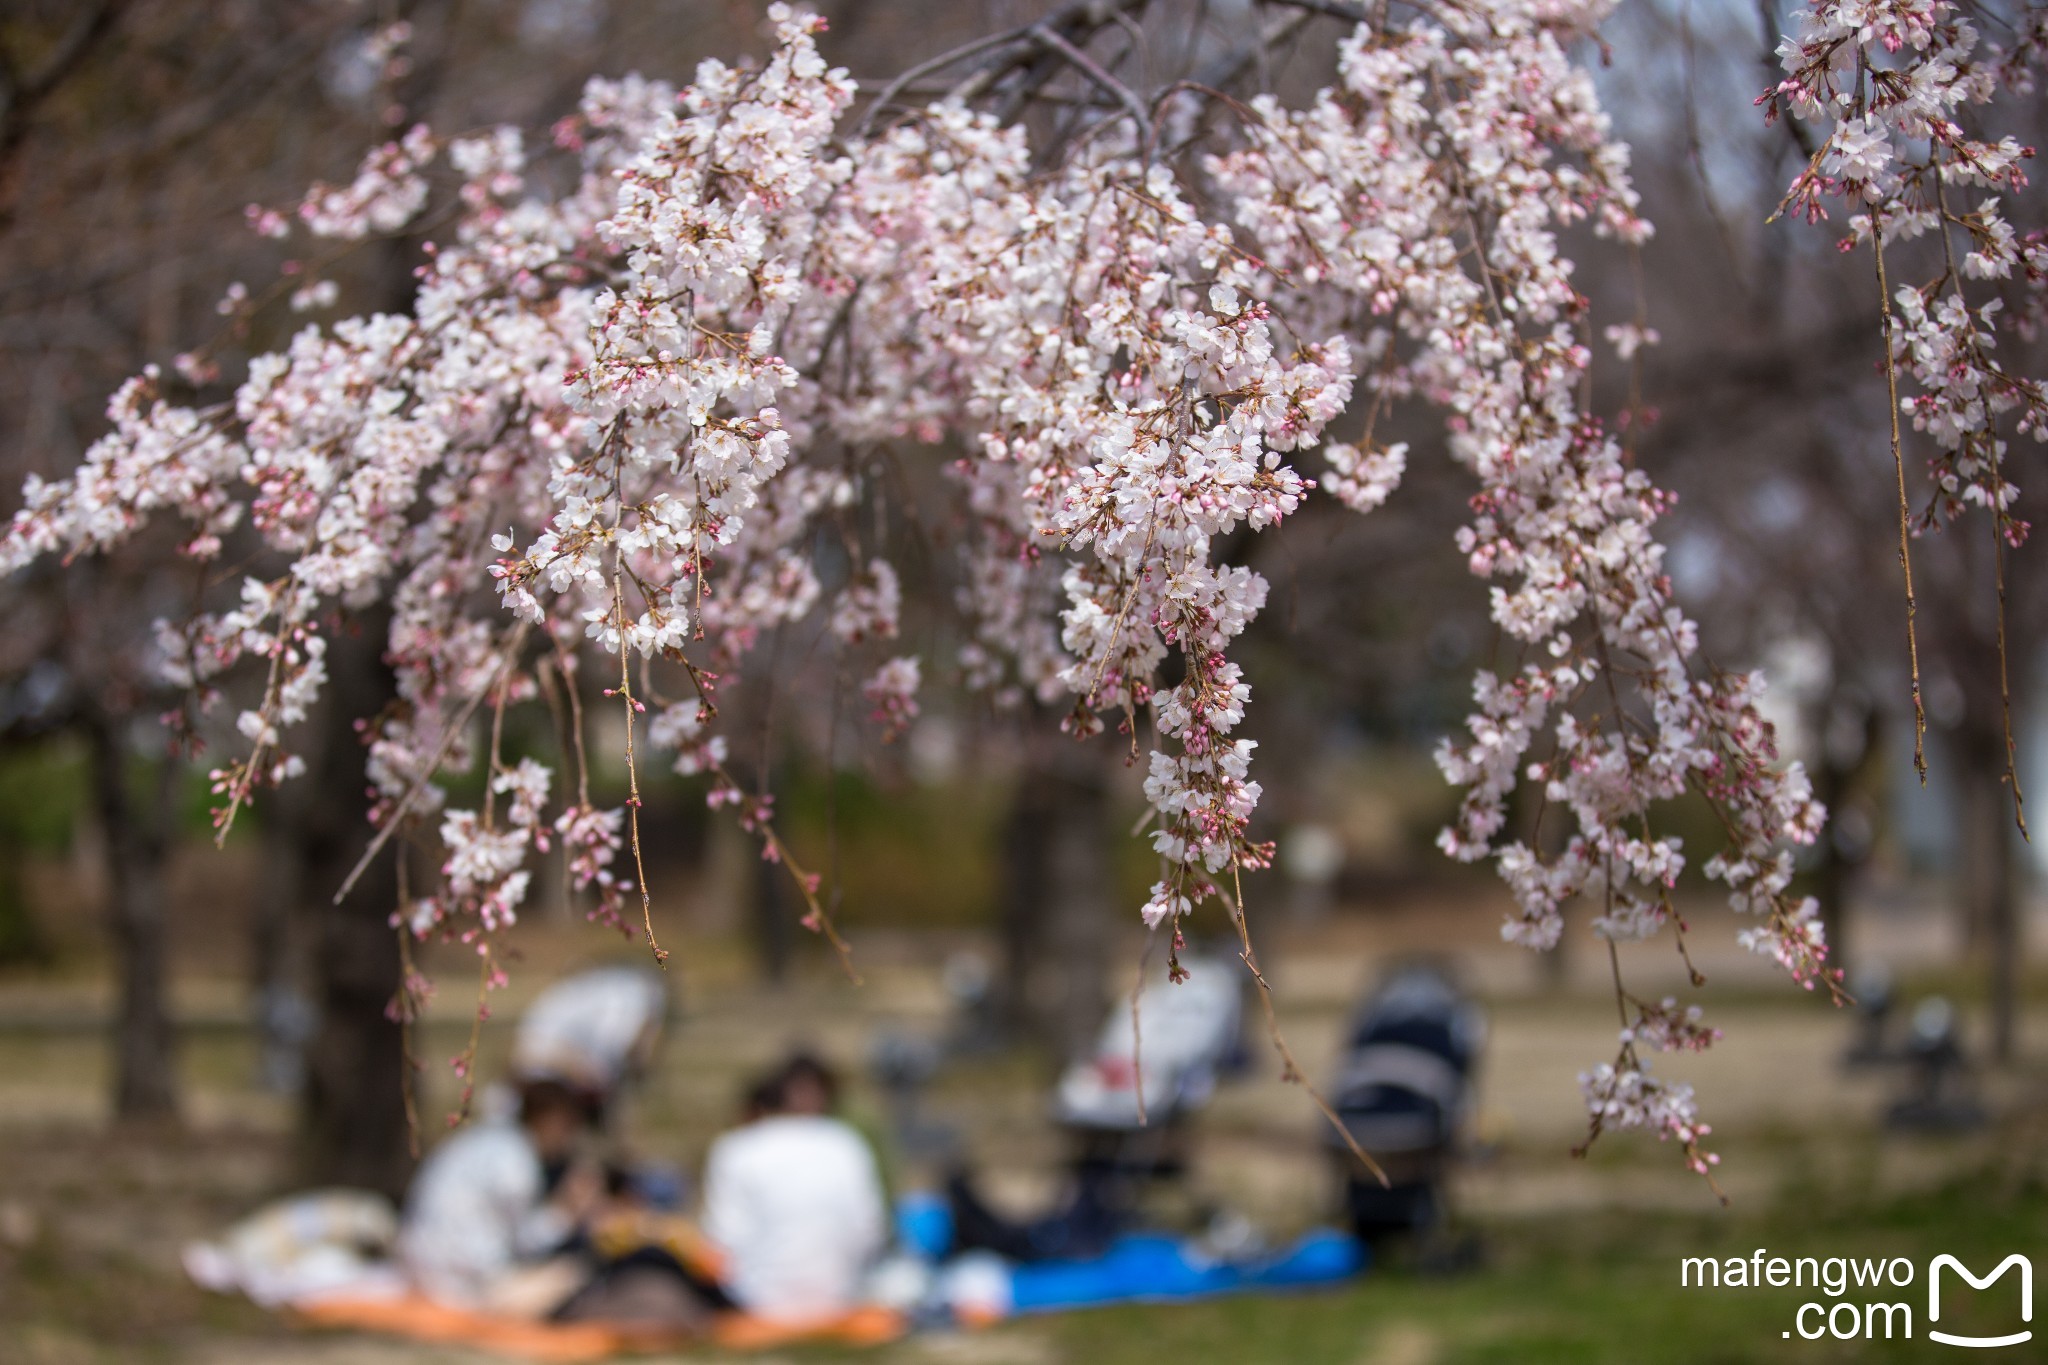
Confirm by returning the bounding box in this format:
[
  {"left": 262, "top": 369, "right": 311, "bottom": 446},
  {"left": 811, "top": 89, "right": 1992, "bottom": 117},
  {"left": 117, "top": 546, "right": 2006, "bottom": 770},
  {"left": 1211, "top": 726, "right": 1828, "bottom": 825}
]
[
  {"left": 699, "top": 1053, "right": 887, "bottom": 1320},
  {"left": 740, "top": 1073, "right": 786, "bottom": 1123},
  {"left": 397, "top": 1078, "right": 607, "bottom": 1314},
  {"left": 774, "top": 1051, "right": 838, "bottom": 1115}
]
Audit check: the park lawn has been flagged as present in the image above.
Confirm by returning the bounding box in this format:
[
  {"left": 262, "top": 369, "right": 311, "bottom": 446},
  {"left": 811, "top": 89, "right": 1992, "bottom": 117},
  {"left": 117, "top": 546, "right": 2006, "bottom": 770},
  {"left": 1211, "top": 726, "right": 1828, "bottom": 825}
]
[
  {"left": 6, "top": 994, "right": 2041, "bottom": 1364},
  {"left": 4, "top": 1111, "right": 2039, "bottom": 1364},
  {"left": 750, "top": 1162, "right": 2044, "bottom": 1365}
]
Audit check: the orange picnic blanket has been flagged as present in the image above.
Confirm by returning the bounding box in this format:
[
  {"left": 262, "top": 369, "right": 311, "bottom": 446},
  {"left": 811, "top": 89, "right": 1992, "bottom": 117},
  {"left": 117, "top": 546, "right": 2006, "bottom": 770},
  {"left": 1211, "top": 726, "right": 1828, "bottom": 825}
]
[{"left": 294, "top": 1293, "right": 907, "bottom": 1361}]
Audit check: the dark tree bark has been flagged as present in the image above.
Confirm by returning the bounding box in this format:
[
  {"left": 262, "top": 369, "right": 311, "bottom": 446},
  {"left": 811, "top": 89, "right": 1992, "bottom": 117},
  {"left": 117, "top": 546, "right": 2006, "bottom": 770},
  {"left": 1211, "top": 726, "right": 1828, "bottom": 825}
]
[
  {"left": 291, "top": 11, "right": 457, "bottom": 1190},
  {"left": 0, "top": 827, "right": 47, "bottom": 966},
  {"left": 996, "top": 763, "right": 1058, "bottom": 1041},
  {"left": 84, "top": 707, "right": 178, "bottom": 1122},
  {"left": 253, "top": 817, "right": 300, "bottom": 1007},
  {"left": 997, "top": 737, "right": 1113, "bottom": 1063},
  {"left": 1041, "top": 767, "right": 1112, "bottom": 1064},
  {"left": 1955, "top": 726, "right": 2020, "bottom": 1065},
  {"left": 1915, "top": 512, "right": 2039, "bottom": 1067},
  {"left": 295, "top": 617, "right": 411, "bottom": 1198},
  {"left": 752, "top": 838, "right": 795, "bottom": 987},
  {"left": 251, "top": 756, "right": 316, "bottom": 1093},
  {"left": 1811, "top": 695, "right": 1879, "bottom": 976},
  {"left": 1982, "top": 781, "right": 2018, "bottom": 1067}
]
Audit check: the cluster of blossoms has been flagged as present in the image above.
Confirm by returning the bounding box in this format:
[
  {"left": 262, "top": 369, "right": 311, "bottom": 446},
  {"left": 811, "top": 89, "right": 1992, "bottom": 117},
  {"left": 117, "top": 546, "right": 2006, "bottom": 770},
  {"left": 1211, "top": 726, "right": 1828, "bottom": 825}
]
[
  {"left": 946, "top": 166, "right": 1352, "bottom": 937},
  {"left": 5, "top": 0, "right": 1938, "bottom": 1176},
  {"left": 1771, "top": 0, "right": 2047, "bottom": 541},
  {"left": 1580, "top": 1062, "right": 1718, "bottom": 1178},
  {"left": 1207, "top": 1, "right": 1836, "bottom": 1169},
  {"left": 1768, "top": 0, "right": 2048, "bottom": 822},
  {"left": 1582, "top": 995, "right": 1725, "bottom": 1178}
]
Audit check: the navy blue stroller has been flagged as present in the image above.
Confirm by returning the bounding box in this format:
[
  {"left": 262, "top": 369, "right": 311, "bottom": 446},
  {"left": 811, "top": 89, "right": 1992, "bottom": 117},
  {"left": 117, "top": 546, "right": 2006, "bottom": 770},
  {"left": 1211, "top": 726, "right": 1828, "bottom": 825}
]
[{"left": 1324, "top": 964, "right": 1484, "bottom": 1245}]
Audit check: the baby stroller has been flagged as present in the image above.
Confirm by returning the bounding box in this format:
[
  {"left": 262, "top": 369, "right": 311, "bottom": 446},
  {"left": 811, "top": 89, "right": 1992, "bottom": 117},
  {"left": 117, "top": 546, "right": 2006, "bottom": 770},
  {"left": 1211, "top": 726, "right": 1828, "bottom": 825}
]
[
  {"left": 940, "top": 952, "right": 1249, "bottom": 1264},
  {"left": 1053, "top": 952, "right": 1246, "bottom": 1172},
  {"left": 1324, "top": 964, "right": 1483, "bottom": 1245},
  {"left": 1030, "top": 951, "right": 1250, "bottom": 1243}
]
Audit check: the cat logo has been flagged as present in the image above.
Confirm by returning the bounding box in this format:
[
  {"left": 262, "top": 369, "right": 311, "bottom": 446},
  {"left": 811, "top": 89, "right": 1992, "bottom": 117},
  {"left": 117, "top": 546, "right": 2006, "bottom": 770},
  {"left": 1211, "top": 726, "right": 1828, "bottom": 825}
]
[{"left": 1928, "top": 1254, "right": 2032, "bottom": 1349}]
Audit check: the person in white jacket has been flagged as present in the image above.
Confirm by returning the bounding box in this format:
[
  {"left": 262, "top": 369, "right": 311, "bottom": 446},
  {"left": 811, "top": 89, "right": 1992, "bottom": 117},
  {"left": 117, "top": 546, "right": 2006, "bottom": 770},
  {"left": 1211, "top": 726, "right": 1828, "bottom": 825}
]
[
  {"left": 700, "top": 1056, "right": 887, "bottom": 1320},
  {"left": 398, "top": 1079, "right": 604, "bottom": 1314}
]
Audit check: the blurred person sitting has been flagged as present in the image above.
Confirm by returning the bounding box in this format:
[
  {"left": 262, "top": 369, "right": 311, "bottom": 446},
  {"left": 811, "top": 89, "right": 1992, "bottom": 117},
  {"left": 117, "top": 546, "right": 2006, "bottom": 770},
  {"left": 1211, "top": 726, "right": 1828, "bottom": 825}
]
[
  {"left": 500, "top": 963, "right": 689, "bottom": 1212},
  {"left": 183, "top": 1188, "right": 404, "bottom": 1307},
  {"left": 398, "top": 1078, "right": 608, "bottom": 1316},
  {"left": 700, "top": 1053, "right": 888, "bottom": 1321}
]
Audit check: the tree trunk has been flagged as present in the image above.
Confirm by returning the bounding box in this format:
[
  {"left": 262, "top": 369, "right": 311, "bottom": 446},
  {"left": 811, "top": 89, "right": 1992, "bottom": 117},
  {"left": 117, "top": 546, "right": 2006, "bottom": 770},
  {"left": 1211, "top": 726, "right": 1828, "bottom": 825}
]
[
  {"left": 86, "top": 710, "right": 179, "bottom": 1123},
  {"left": 1985, "top": 797, "right": 2017, "bottom": 1066},
  {"left": 997, "top": 741, "right": 1113, "bottom": 1063},
  {"left": 252, "top": 772, "right": 314, "bottom": 1093},
  {"left": 1811, "top": 697, "right": 1878, "bottom": 976},
  {"left": 1972, "top": 766, "right": 2018, "bottom": 1066},
  {"left": 1042, "top": 769, "right": 1111, "bottom": 1064},
  {"left": 300, "top": 852, "right": 407, "bottom": 1194},
  {"left": 1813, "top": 809, "right": 1850, "bottom": 980},
  {"left": 996, "top": 763, "right": 1058, "bottom": 1041},
  {"left": 752, "top": 839, "right": 794, "bottom": 987},
  {"left": 295, "top": 28, "right": 457, "bottom": 1181},
  {"left": 0, "top": 828, "right": 48, "bottom": 966},
  {"left": 1956, "top": 727, "right": 2020, "bottom": 1066},
  {"left": 296, "top": 619, "right": 411, "bottom": 1198}
]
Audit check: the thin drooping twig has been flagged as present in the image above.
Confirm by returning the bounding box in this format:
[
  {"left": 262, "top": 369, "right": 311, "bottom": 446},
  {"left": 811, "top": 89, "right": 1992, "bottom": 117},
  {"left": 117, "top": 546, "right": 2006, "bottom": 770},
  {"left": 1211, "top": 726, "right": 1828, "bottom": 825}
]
[
  {"left": 447, "top": 944, "right": 496, "bottom": 1127},
  {"left": 612, "top": 563, "right": 667, "bottom": 964},
  {"left": 481, "top": 658, "right": 512, "bottom": 831},
  {"left": 1678, "top": 0, "right": 1749, "bottom": 296},
  {"left": 1606, "top": 936, "right": 1630, "bottom": 1031},
  {"left": 1930, "top": 176, "right": 2028, "bottom": 839},
  {"left": 1261, "top": 0, "right": 1371, "bottom": 22},
  {"left": 1589, "top": 931, "right": 1727, "bottom": 1204},
  {"left": 1755, "top": 0, "right": 1817, "bottom": 160},
  {"left": 332, "top": 621, "right": 531, "bottom": 906},
  {"left": 1186, "top": 10, "right": 1313, "bottom": 93},
  {"left": 532, "top": 658, "right": 579, "bottom": 914},
  {"left": 1129, "top": 926, "right": 1163, "bottom": 1128},
  {"left": 1986, "top": 449, "right": 2030, "bottom": 838},
  {"left": 855, "top": 26, "right": 1032, "bottom": 140},
  {"left": 1871, "top": 213, "right": 1929, "bottom": 783},
  {"left": 557, "top": 645, "right": 592, "bottom": 809},
  {"left": 660, "top": 640, "right": 859, "bottom": 980},
  {"left": 1222, "top": 870, "right": 1390, "bottom": 1187},
  {"left": 210, "top": 593, "right": 299, "bottom": 845},
  {"left": 1028, "top": 23, "right": 1156, "bottom": 150},
  {"left": 713, "top": 758, "right": 862, "bottom": 982},
  {"left": 394, "top": 853, "right": 423, "bottom": 1159}
]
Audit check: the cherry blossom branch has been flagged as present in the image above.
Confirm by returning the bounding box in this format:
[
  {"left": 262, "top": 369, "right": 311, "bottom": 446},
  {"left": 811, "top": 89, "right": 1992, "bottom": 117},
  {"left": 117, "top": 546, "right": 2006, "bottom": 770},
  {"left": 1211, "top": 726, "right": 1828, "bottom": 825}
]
[
  {"left": 609, "top": 563, "right": 665, "bottom": 965},
  {"left": 1219, "top": 872, "right": 1389, "bottom": 1186},
  {"left": 1871, "top": 202, "right": 1931, "bottom": 788},
  {"left": 1026, "top": 23, "right": 1155, "bottom": 151},
  {"left": 332, "top": 622, "right": 530, "bottom": 907},
  {"left": 16, "top": 0, "right": 2017, "bottom": 1181}
]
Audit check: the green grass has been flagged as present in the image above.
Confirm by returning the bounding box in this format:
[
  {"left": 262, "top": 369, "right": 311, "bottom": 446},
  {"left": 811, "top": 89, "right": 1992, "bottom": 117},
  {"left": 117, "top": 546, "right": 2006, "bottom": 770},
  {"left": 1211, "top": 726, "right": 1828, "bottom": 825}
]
[
  {"left": 4, "top": 1109, "right": 2038, "bottom": 1363},
  {"left": 4, "top": 990, "right": 2039, "bottom": 1363},
  {"left": 754, "top": 1163, "right": 2045, "bottom": 1365}
]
